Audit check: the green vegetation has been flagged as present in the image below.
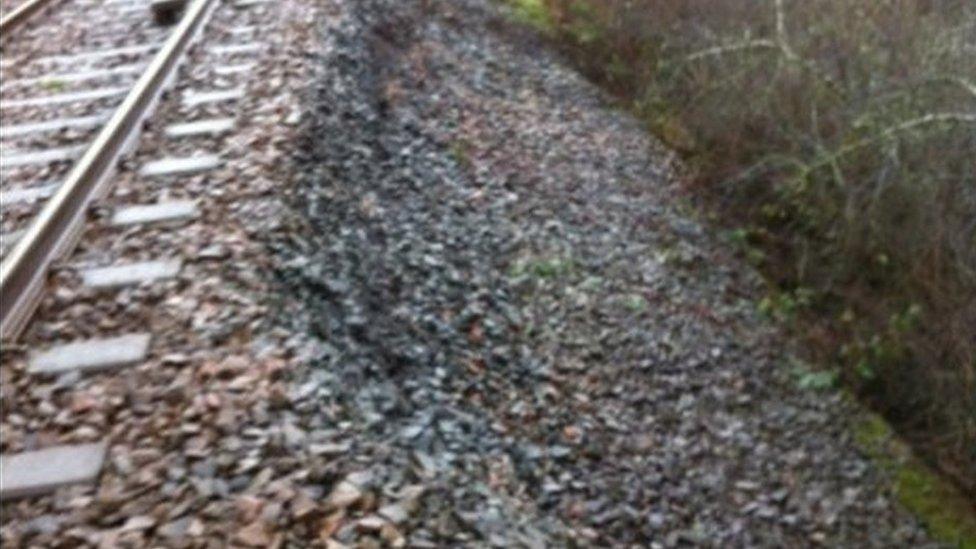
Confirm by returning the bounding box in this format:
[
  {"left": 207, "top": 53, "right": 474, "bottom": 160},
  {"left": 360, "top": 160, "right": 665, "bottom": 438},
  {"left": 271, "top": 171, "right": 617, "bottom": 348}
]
[
  {"left": 449, "top": 139, "right": 475, "bottom": 172},
  {"left": 510, "top": 255, "right": 578, "bottom": 279},
  {"left": 855, "top": 414, "right": 976, "bottom": 547},
  {"left": 40, "top": 79, "right": 67, "bottom": 92},
  {"left": 507, "top": 0, "right": 551, "bottom": 30},
  {"left": 622, "top": 293, "right": 647, "bottom": 313},
  {"left": 790, "top": 358, "right": 838, "bottom": 391},
  {"left": 504, "top": 0, "right": 976, "bottom": 502}
]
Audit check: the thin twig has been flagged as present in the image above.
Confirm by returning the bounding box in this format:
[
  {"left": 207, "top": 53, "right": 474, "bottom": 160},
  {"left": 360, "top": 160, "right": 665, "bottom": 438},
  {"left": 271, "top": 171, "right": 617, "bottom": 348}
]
[
  {"left": 809, "top": 112, "right": 976, "bottom": 172},
  {"left": 774, "top": 0, "right": 799, "bottom": 62},
  {"left": 684, "top": 39, "right": 778, "bottom": 61}
]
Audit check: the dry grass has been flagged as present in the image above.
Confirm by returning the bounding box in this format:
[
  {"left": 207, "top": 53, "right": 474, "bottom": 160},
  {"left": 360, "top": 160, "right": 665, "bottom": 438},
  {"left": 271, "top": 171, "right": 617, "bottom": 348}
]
[{"left": 528, "top": 0, "right": 976, "bottom": 494}]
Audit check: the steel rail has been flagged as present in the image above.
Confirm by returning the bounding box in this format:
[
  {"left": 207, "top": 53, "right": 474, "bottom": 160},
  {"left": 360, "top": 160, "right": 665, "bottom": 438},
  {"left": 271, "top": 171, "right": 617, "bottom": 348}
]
[
  {"left": 0, "top": 0, "right": 215, "bottom": 340},
  {"left": 0, "top": 0, "right": 58, "bottom": 37}
]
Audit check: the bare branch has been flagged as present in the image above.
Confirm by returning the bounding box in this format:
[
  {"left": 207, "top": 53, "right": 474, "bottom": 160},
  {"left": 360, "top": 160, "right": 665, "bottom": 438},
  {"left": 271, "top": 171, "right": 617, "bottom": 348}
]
[
  {"left": 684, "top": 39, "right": 778, "bottom": 61},
  {"left": 946, "top": 77, "right": 976, "bottom": 100},
  {"left": 810, "top": 112, "right": 976, "bottom": 171},
  {"left": 774, "top": 0, "right": 799, "bottom": 62}
]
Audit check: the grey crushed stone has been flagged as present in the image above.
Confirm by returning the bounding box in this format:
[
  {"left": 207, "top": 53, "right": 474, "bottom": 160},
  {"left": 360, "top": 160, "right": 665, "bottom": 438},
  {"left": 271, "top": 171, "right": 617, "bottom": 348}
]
[{"left": 266, "top": 0, "right": 940, "bottom": 546}]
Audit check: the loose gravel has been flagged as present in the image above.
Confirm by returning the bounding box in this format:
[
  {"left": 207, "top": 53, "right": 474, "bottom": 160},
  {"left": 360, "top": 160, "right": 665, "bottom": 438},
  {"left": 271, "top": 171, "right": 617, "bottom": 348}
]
[
  {"left": 1, "top": 1, "right": 324, "bottom": 547},
  {"left": 0, "top": 0, "right": 947, "bottom": 546},
  {"left": 265, "top": 0, "right": 942, "bottom": 546}
]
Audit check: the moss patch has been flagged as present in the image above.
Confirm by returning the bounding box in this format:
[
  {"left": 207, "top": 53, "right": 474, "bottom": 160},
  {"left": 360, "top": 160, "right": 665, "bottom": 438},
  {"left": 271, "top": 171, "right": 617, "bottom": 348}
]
[
  {"left": 854, "top": 414, "right": 976, "bottom": 548},
  {"left": 509, "top": 255, "right": 578, "bottom": 279},
  {"left": 503, "top": 0, "right": 553, "bottom": 32}
]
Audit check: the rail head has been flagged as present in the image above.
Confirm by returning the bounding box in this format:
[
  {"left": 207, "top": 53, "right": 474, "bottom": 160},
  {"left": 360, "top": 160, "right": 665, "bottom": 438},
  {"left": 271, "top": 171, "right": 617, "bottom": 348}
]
[{"left": 0, "top": 0, "right": 216, "bottom": 340}]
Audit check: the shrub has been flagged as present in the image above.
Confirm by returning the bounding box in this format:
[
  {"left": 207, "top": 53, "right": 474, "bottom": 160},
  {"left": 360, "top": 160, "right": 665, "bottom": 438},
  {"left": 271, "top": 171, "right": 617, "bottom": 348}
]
[{"left": 526, "top": 0, "right": 976, "bottom": 494}]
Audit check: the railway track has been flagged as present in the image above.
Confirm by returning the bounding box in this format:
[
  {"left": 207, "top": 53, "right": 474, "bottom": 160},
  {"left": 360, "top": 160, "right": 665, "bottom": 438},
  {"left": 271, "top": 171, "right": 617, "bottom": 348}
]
[
  {"left": 0, "top": 0, "right": 57, "bottom": 35},
  {"left": 0, "top": 0, "right": 171, "bottom": 262},
  {"left": 1, "top": 0, "right": 212, "bottom": 339},
  {"left": 0, "top": 0, "right": 283, "bottom": 508},
  {"left": 0, "top": 1, "right": 173, "bottom": 254}
]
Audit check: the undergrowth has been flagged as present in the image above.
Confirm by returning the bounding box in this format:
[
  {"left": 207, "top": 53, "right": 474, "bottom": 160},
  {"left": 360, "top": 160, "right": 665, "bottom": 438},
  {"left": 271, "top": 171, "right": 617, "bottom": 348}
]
[{"left": 502, "top": 0, "right": 976, "bottom": 503}]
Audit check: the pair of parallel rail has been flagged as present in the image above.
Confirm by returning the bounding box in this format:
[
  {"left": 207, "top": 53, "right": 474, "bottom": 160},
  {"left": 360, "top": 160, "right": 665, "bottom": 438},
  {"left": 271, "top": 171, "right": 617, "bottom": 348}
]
[{"left": 0, "top": 0, "right": 214, "bottom": 340}]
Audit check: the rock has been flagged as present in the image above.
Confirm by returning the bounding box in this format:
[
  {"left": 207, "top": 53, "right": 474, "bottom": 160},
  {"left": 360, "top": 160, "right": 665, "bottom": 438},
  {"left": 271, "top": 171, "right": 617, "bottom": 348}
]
[
  {"left": 186, "top": 519, "right": 205, "bottom": 537},
  {"left": 262, "top": 502, "right": 284, "bottom": 523},
  {"left": 319, "top": 510, "right": 346, "bottom": 540},
  {"left": 23, "top": 515, "right": 61, "bottom": 536},
  {"left": 377, "top": 485, "right": 424, "bottom": 525},
  {"left": 309, "top": 442, "right": 350, "bottom": 456},
  {"left": 119, "top": 516, "right": 155, "bottom": 533},
  {"left": 325, "top": 481, "right": 362, "bottom": 511},
  {"left": 377, "top": 502, "right": 409, "bottom": 525},
  {"left": 158, "top": 518, "right": 191, "bottom": 539},
  {"left": 235, "top": 521, "right": 272, "bottom": 547},
  {"left": 380, "top": 523, "right": 407, "bottom": 548},
  {"left": 355, "top": 515, "right": 387, "bottom": 533},
  {"left": 292, "top": 491, "right": 320, "bottom": 520},
  {"left": 236, "top": 495, "right": 266, "bottom": 522}
]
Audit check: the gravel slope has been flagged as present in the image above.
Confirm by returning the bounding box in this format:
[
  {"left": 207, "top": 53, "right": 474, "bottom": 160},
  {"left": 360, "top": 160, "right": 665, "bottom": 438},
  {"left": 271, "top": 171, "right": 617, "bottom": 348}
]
[{"left": 266, "top": 0, "right": 941, "bottom": 546}]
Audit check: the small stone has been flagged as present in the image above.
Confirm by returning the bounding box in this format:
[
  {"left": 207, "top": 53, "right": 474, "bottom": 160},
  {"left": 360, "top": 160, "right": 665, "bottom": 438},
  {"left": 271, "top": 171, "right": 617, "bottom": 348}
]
[
  {"left": 70, "top": 393, "right": 99, "bottom": 414},
  {"left": 186, "top": 519, "right": 205, "bottom": 537},
  {"left": 166, "top": 118, "right": 235, "bottom": 138},
  {"left": 325, "top": 481, "right": 362, "bottom": 511},
  {"left": 235, "top": 521, "right": 271, "bottom": 547},
  {"left": 355, "top": 515, "right": 386, "bottom": 533},
  {"left": 198, "top": 245, "right": 230, "bottom": 260},
  {"left": 319, "top": 510, "right": 345, "bottom": 540},
  {"left": 236, "top": 495, "right": 265, "bottom": 521},
  {"left": 378, "top": 487, "right": 425, "bottom": 526},
  {"left": 182, "top": 88, "right": 245, "bottom": 108},
  {"left": 563, "top": 425, "right": 583, "bottom": 444},
  {"left": 158, "top": 518, "right": 191, "bottom": 539},
  {"left": 285, "top": 108, "right": 302, "bottom": 125},
  {"left": 291, "top": 492, "right": 319, "bottom": 520},
  {"left": 380, "top": 523, "right": 406, "bottom": 548},
  {"left": 262, "top": 502, "right": 283, "bottom": 523},
  {"left": 23, "top": 515, "right": 62, "bottom": 536},
  {"left": 378, "top": 502, "right": 409, "bottom": 525},
  {"left": 119, "top": 515, "right": 155, "bottom": 533},
  {"left": 309, "top": 442, "right": 350, "bottom": 456}
]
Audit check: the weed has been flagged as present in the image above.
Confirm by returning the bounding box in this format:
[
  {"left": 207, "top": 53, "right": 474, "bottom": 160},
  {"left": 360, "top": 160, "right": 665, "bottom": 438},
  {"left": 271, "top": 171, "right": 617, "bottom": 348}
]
[
  {"left": 40, "top": 79, "right": 66, "bottom": 92},
  {"left": 622, "top": 294, "right": 647, "bottom": 312},
  {"left": 449, "top": 140, "right": 474, "bottom": 172},
  {"left": 505, "top": 0, "right": 551, "bottom": 31},
  {"left": 790, "top": 358, "right": 839, "bottom": 391},
  {"left": 510, "top": 255, "right": 578, "bottom": 279}
]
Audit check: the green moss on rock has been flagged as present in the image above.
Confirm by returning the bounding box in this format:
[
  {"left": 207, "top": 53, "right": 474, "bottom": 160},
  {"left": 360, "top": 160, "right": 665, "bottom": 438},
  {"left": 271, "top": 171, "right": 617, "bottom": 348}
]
[{"left": 855, "top": 414, "right": 976, "bottom": 548}]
